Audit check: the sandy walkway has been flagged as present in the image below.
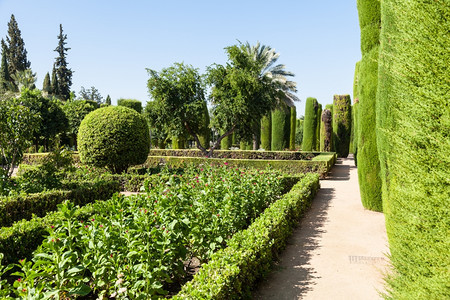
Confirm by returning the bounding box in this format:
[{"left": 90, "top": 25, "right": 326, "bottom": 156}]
[{"left": 253, "top": 156, "right": 390, "bottom": 300}]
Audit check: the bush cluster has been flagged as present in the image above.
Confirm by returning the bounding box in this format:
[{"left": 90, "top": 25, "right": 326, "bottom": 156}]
[
  {"left": 302, "top": 97, "right": 319, "bottom": 151},
  {"left": 376, "top": 1, "right": 449, "bottom": 298},
  {"left": 175, "top": 173, "right": 319, "bottom": 299},
  {"left": 78, "top": 106, "right": 150, "bottom": 173}
]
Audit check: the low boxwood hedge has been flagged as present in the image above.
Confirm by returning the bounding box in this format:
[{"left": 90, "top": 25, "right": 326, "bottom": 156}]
[
  {"left": 144, "top": 153, "right": 335, "bottom": 178},
  {"left": 174, "top": 173, "right": 320, "bottom": 299},
  {"left": 0, "top": 204, "right": 98, "bottom": 266},
  {"left": 0, "top": 179, "right": 120, "bottom": 227},
  {"left": 148, "top": 149, "right": 317, "bottom": 160}
]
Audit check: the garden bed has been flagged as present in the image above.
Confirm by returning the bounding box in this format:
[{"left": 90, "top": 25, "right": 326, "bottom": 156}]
[{"left": 0, "top": 164, "right": 307, "bottom": 298}]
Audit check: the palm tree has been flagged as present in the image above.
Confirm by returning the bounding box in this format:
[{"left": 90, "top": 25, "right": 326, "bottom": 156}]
[
  {"left": 241, "top": 41, "right": 299, "bottom": 149},
  {"left": 242, "top": 41, "right": 299, "bottom": 106}
]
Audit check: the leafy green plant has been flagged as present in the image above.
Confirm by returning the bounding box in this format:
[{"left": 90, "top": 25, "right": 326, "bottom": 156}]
[{"left": 3, "top": 164, "right": 285, "bottom": 298}]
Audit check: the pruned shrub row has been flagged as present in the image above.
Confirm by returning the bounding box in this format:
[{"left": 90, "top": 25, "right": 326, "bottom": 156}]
[
  {"left": 174, "top": 173, "right": 320, "bottom": 299},
  {"left": 356, "top": 0, "right": 382, "bottom": 211},
  {"left": 0, "top": 180, "right": 120, "bottom": 227},
  {"left": 377, "top": 1, "right": 449, "bottom": 298},
  {"left": 144, "top": 154, "right": 335, "bottom": 178},
  {"left": 302, "top": 97, "right": 319, "bottom": 151}
]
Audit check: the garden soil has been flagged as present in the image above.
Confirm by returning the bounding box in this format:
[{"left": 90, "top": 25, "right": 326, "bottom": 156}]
[{"left": 253, "top": 155, "right": 390, "bottom": 300}]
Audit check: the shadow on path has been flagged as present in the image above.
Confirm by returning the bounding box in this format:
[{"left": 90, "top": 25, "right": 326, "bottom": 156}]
[{"left": 252, "top": 187, "right": 335, "bottom": 299}]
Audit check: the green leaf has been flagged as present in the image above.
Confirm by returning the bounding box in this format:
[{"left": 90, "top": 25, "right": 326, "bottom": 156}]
[{"left": 68, "top": 283, "right": 91, "bottom": 296}]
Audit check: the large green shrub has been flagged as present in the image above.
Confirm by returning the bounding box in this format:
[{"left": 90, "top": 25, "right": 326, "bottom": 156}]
[
  {"left": 320, "top": 109, "right": 332, "bottom": 152},
  {"left": 302, "top": 97, "right": 319, "bottom": 151},
  {"left": 352, "top": 61, "right": 360, "bottom": 163},
  {"left": 117, "top": 98, "right": 143, "bottom": 113},
  {"left": 332, "top": 95, "right": 351, "bottom": 158},
  {"left": 271, "top": 103, "right": 290, "bottom": 151},
  {"left": 356, "top": 0, "right": 382, "bottom": 211},
  {"left": 220, "top": 130, "right": 232, "bottom": 150},
  {"left": 260, "top": 114, "right": 271, "bottom": 150},
  {"left": 198, "top": 101, "right": 210, "bottom": 149},
  {"left": 78, "top": 106, "right": 150, "bottom": 173},
  {"left": 377, "top": 1, "right": 449, "bottom": 298},
  {"left": 315, "top": 103, "right": 322, "bottom": 151},
  {"left": 295, "top": 119, "right": 304, "bottom": 148},
  {"left": 289, "top": 106, "right": 296, "bottom": 150}
]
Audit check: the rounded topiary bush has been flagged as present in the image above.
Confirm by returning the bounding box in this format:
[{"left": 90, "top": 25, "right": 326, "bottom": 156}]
[{"left": 78, "top": 106, "right": 150, "bottom": 173}]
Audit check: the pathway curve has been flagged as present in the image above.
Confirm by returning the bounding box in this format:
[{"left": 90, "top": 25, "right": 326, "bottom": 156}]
[{"left": 253, "top": 156, "right": 390, "bottom": 300}]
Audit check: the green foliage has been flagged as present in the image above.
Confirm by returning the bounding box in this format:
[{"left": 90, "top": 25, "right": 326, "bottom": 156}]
[
  {"left": 51, "top": 65, "right": 58, "bottom": 96},
  {"left": 42, "top": 72, "right": 51, "bottom": 94},
  {"left": 289, "top": 106, "right": 296, "bottom": 150},
  {"left": 357, "top": 50, "right": 382, "bottom": 210},
  {"left": 0, "top": 94, "right": 40, "bottom": 178},
  {"left": 53, "top": 24, "right": 72, "bottom": 100},
  {"left": 302, "top": 97, "right": 318, "bottom": 151},
  {"left": 105, "top": 94, "right": 111, "bottom": 105},
  {"left": 20, "top": 89, "right": 68, "bottom": 150},
  {"left": 271, "top": 103, "right": 289, "bottom": 151},
  {"left": 198, "top": 100, "right": 210, "bottom": 149},
  {"left": 174, "top": 173, "right": 319, "bottom": 299},
  {"left": 0, "top": 40, "right": 11, "bottom": 92},
  {"left": 78, "top": 106, "right": 150, "bottom": 173},
  {"left": 332, "top": 95, "right": 352, "bottom": 158},
  {"left": 117, "top": 98, "right": 142, "bottom": 113},
  {"left": 147, "top": 62, "right": 206, "bottom": 153},
  {"left": 356, "top": 0, "right": 382, "bottom": 211},
  {"left": 62, "top": 99, "right": 98, "bottom": 148},
  {"left": 295, "top": 119, "right": 304, "bottom": 147},
  {"left": 2, "top": 165, "right": 284, "bottom": 298},
  {"left": 260, "top": 114, "right": 271, "bottom": 150},
  {"left": 315, "top": 103, "right": 322, "bottom": 150},
  {"left": 3, "top": 14, "right": 31, "bottom": 91},
  {"left": 320, "top": 109, "right": 332, "bottom": 152},
  {"left": 145, "top": 153, "right": 335, "bottom": 178},
  {"left": 78, "top": 86, "right": 103, "bottom": 104},
  {"left": 352, "top": 61, "right": 360, "bottom": 163},
  {"left": 377, "top": 1, "right": 449, "bottom": 298},
  {"left": 220, "top": 130, "right": 232, "bottom": 150}
]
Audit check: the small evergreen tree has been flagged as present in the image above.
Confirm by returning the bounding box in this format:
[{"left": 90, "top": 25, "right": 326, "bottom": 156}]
[
  {"left": 5, "top": 14, "right": 31, "bottom": 88},
  {"left": 0, "top": 39, "right": 10, "bottom": 91},
  {"left": 302, "top": 97, "right": 319, "bottom": 151},
  {"left": 105, "top": 95, "right": 111, "bottom": 105},
  {"left": 54, "top": 24, "right": 72, "bottom": 100},
  {"left": 42, "top": 72, "right": 51, "bottom": 95},
  {"left": 51, "top": 65, "right": 58, "bottom": 96}
]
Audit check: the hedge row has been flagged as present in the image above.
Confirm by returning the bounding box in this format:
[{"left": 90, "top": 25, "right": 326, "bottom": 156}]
[
  {"left": 148, "top": 149, "right": 317, "bottom": 161},
  {"left": 377, "top": 1, "right": 449, "bottom": 298},
  {"left": 144, "top": 153, "right": 336, "bottom": 178},
  {"left": 356, "top": 0, "right": 382, "bottom": 211},
  {"left": 0, "top": 180, "right": 120, "bottom": 227},
  {"left": 260, "top": 114, "right": 272, "bottom": 150},
  {"left": 174, "top": 173, "right": 320, "bottom": 299},
  {"left": 271, "top": 103, "right": 290, "bottom": 151},
  {"left": 332, "top": 95, "right": 352, "bottom": 158},
  {"left": 302, "top": 97, "right": 319, "bottom": 151},
  {"left": 0, "top": 203, "right": 97, "bottom": 266}
]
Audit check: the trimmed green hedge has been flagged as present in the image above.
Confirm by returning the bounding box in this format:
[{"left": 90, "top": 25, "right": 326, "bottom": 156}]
[
  {"left": 78, "top": 106, "right": 150, "bottom": 173},
  {"left": 302, "top": 97, "right": 319, "bottom": 151},
  {"left": 320, "top": 109, "right": 332, "bottom": 152},
  {"left": 0, "top": 180, "right": 120, "bottom": 228},
  {"left": 352, "top": 61, "right": 360, "bottom": 163},
  {"left": 377, "top": 1, "right": 449, "bottom": 298},
  {"left": 144, "top": 153, "right": 335, "bottom": 178},
  {"left": 117, "top": 98, "right": 143, "bottom": 113},
  {"left": 148, "top": 149, "right": 317, "bottom": 160},
  {"left": 332, "top": 95, "right": 352, "bottom": 158},
  {"left": 0, "top": 203, "right": 97, "bottom": 266},
  {"left": 271, "top": 104, "right": 290, "bottom": 151},
  {"left": 174, "top": 173, "right": 320, "bottom": 299},
  {"left": 289, "top": 106, "right": 296, "bottom": 150},
  {"left": 315, "top": 103, "right": 322, "bottom": 151},
  {"left": 260, "top": 114, "right": 271, "bottom": 151}
]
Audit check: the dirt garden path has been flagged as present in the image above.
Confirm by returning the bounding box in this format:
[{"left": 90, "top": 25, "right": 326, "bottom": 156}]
[{"left": 253, "top": 155, "right": 390, "bottom": 300}]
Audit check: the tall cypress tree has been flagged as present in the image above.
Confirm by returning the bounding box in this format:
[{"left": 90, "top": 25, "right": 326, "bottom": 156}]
[
  {"left": 54, "top": 24, "right": 72, "bottom": 100},
  {"left": 5, "top": 15, "right": 30, "bottom": 77},
  {"left": 105, "top": 95, "right": 111, "bottom": 105},
  {"left": 42, "top": 72, "right": 51, "bottom": 94},
  {"left": 51, "top": 65, "right": 58, "bottom": 95},
  {"left": 0, "top": 39, "right": 10, "bottom": 91}
]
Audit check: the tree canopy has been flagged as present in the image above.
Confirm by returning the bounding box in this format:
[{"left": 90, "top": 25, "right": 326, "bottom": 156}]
[{"left": 54, "top": 24, "right": 72, "bottom": 100}]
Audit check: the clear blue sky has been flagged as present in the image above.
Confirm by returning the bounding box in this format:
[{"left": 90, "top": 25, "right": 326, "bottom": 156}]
[{"left": 0, "top": 0, "right": 361, "bottom": 117}]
